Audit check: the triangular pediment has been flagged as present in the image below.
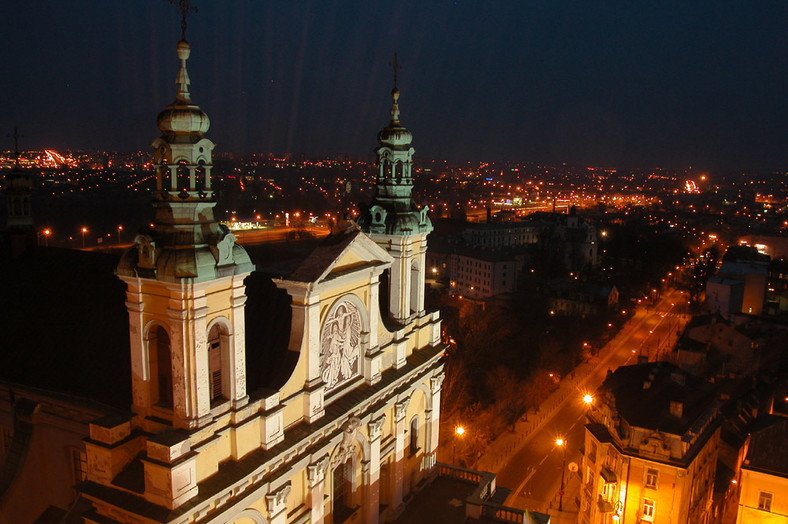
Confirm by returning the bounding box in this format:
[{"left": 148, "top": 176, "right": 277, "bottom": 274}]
[{"left": 286, "top": 229, "right": 393, "bottom": 285}]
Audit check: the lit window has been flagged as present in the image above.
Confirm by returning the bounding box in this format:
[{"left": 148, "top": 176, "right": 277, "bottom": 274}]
[
  {"left": 758, "top": 491, "right": 773, "bottom": 512},
  {"left": 642, "top": 498, "right": 655, "bottom": 521},
  {"left": 71, "top": 447, "right": 87, "bottom": 483},
  {"left": 644, "top": 468, "right": 658, "bottom": 489}
]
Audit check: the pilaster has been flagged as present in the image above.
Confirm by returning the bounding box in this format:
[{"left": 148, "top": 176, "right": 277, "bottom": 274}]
[
  {"left": 307, "top": 455, "right": 331, "bottom": 524},
  {"left": 365, "top": 414, "right": 386, "bottom": 524},
  {"left": 392, "top": 397, "right": 411, "bottom": 511}
]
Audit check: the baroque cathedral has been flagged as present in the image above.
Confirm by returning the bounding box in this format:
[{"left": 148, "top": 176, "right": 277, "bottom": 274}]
[{"left": 0, "top": 12, "right": 445, "bottom": 524}]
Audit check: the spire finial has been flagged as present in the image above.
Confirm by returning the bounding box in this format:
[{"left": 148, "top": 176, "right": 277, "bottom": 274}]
[
  {"left": 171, "top": 0, "right": 197, "bottom": 42},
  {"left": 389, "top": 52, "right": 401, "bottom": 90},
  {"left": 7, "top": 127, "right": 23, "bottom": 165}
]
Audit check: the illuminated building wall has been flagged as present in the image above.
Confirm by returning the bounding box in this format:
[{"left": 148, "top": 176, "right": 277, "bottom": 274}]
[{"left": 580, "top": 362, "right": 721, "bottom": 524}]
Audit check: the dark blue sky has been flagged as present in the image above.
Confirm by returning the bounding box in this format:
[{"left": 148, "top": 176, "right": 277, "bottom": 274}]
[{"left": 3, "top": 1, "right": 788, "bottom": 170}]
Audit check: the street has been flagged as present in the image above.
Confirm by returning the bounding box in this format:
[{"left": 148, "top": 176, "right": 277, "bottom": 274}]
[{"left": 484, "top": 289, "right": 689, "bottom": 517}]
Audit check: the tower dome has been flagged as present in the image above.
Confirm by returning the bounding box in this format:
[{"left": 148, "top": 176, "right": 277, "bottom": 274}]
[
  {"left": 377, "top": 88, "right": 412, "bottom": 149},
  {"left": 156, "top": 41, "right": 210, "bottom": 136}
]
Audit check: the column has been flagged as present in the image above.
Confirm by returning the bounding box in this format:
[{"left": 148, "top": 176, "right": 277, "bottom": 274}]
[
  {"left": 230, "top": 276, "right": 249, "bottom": 405},
  {"left": 124, "top": 284, "right": 148, "bottom": 410},
  {"left": 365, "top": 415, "right": 386, "bottom": 524},
  {"left": 392, "top": 397, "right": 411, "bottom": 511},
  {"left": 307, "top": 455, "right": 331, "bottom": 524},
  {"left": 427, "top": 374, "right": 444, "bottom": 468}
]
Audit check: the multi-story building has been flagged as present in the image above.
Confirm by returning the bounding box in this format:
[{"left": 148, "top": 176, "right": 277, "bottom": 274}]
[
  {"left": 449, "top": 250, "right": 520, "bottom": 299},
  {"left": 706, "top": 246, "right": 769, "bottom": 318},
  {"left": 462, "top": 222, "right": 539, "bottom": 249},
  {"left": 580, "top": 362, "right": 721, "bottom": 524},
  {"left": 735, "top": 416, "right": 788, "bottom": 523}
]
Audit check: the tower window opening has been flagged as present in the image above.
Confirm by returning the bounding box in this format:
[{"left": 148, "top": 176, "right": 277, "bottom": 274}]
[
  {"left": 410, "top": 260, "right": 420, "bottom": 315},
  {"left": 195, "top": 161, "right": 207, "bottom": 193},
  {"left": 176, "top": 162, "right": 191, "bottom": 193},
  {"left": 208, "top": 323, "right": 230, "bottom": 404},
  {"left": 149, "top": 326, "right": 173, "bottom": 409}
]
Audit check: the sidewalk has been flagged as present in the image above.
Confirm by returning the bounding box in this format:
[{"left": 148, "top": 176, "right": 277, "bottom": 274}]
[{"left": 475, "top": 307, "right": 656, "bottom": 474}]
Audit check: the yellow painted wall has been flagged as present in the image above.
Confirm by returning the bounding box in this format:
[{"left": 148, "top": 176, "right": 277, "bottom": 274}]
[{"left": 738, "top": 469, "right": 788, "bottom": 523}]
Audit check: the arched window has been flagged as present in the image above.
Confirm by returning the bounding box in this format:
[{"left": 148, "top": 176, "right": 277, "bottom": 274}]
[
  {"left": 208, "top": 323, "right": 230, "bottom": 404},
  {"left": 409, "top": 416, "right": 420, "bottom": 455},
  {"left": 332, "top": 459, "right": 355, "bottom": 523},
  {"left": 379, "top": 269, "right": 391, "bottom": 320},
  {"left": 149, "top": 326, "right": 173, "bottom": 408},
  {"left": 159, "top": 162, "right": 172, "bottom": 191},
  {"left": 176, "top": 162, "right": 191, "bottom": 193},
  {"left": 195, "top": 160, "right": 207, "bottom": 193},
  {"left": 410, "top": 260, "right": 420, "bottom": 315}
]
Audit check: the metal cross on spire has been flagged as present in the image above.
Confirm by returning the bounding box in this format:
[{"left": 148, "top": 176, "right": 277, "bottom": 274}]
[
  {"left": 170, "top": 0, "right": 197, "bottom": 41},
  {"left": 389, "top": 52, "right": 401, "bottom": 89},
  {"left": 7, "top": 127, "right": 23, "bottom": 161}
]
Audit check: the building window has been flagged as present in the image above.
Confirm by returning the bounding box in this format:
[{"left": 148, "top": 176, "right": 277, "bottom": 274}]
[
  {"left": 149, "top": 326, "right": 173, "bottom": 409},
  {"left": 644, "top": 467, "right": 658, "bottom": 489},
  {"left": 589, "top": 442, "right": 597, "bottom": 463},
  {"left": 409, "top": 416, "right": 420, "bottom": 455},
  {"left": 758, "top": 491, "right": 773, "bottom": 512},
  {"left": 333, "top": 459, "right": 355, "bottom": 523},
  {"left": 0, "top": 426, "right": 12, "bottom": 460},
  {"left": 208, "top": 323, "right": 230, "bottom": 404},
  {"left": 70, "top": 447, "right": 87, "bottom": 484},
  {"left": 642, "top": 499, "right": 655, "bottom": 521}
]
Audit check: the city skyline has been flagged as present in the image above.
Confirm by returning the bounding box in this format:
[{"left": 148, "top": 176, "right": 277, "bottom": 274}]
[{"left": 2, "top": 1, "right": 788, "bottom": 170}]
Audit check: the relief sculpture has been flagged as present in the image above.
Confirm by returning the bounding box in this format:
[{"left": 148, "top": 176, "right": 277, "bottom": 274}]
[{"left": 320, "top": 301, "right": 361, "bottom": 393}]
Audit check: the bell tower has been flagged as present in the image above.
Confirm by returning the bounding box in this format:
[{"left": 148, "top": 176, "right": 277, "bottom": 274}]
[
  {"left": 116, "top": 29, "right": 254, "bottom": 430},
  {"left": 359, "top": 56, "right": 432, "bottom": 323}
]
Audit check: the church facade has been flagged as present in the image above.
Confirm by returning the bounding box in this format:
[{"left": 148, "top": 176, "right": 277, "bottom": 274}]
[{"left": 79, "top": 27, "right": 446, "bottom": 524}]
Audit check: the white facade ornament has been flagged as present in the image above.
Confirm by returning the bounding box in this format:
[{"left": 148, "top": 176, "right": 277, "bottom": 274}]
[
  {"left": 430, "top": 374, "right": 445, "bottom": 393},
  {"left": 368, "top": 414, "right": 387, "bottom": 441},
  {"left": 265, "top": 482, "right": 292, "bottom": 515},
  {"left": 307, "top": 455, "right": 331, "bottom": 486},
  {"left": 394, "top": 397, "right": 411, "bottom": 422},
  {"left": 320, "top": 301, "right": 362, "bottom": 393},
  {"left": 334, "top": 417, "right": 362, "bottom": 465}
]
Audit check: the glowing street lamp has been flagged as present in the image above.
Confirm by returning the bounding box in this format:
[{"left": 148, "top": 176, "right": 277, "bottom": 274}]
[
  {"left": 117, "top": 225, "right": 123, "bottom": 245},
  {"left": 81, "top": 227, "right": 88, "bottom": 248},
  {"left": 555, "top": 437, "right": 567, "bottom": 511},
  {"left": 42, "top": 228, "right": 51, "bottom": 247},
  {"left": 453, "top": 426, "right": 465, "bottom": 465},
  {"left": 583, "top": 394, "right": 594, "bottom": 406}
]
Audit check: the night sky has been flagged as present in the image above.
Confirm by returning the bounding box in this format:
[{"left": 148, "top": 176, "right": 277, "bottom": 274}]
[{"left": 3, "top": 1, "right": 788, "bottom": 170}]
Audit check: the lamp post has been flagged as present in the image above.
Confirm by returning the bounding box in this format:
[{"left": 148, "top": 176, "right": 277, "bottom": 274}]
[
  {"left": 556, "top": 437, "right": 567, "bottom": 512},
  {"left": 453, "top": 426, "right": 465, "bottom": 465},
  {"left": 117, "top": 225, "right": 123, "bottom": 245},
  {"left": 42, "top": 228, "right": 51, "bottom": 247},
  {"left": 81, "top": 227, "right": 88, "bottom": 249}
]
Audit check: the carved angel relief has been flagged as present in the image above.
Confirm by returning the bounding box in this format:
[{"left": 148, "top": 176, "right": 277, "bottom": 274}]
[{"left": 320, "top": 301, "right": 362, "bottom": 394}]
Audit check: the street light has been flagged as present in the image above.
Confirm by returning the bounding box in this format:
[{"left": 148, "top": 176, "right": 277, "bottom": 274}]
[
  {"left": 583, "top": 394, "right": 594, "bottom": 406},
  {"left": 81, "top": 227, "right": 88, "bottom": 249},
  {"left": 117, "top": 225, "right": 123, "bottom": 245},
  {"left": 42, "top": 228, "right": 51, "bottom": 247},
  {"left": 453, "top": 426, "right": 465, "bottom": 465},
  {"left": 555, "top": 437, "right": 567, "bottom": 512}
]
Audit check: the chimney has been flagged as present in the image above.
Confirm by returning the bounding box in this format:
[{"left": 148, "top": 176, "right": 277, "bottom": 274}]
[
  {"left": 637, "top": 355, "right": 649, "bottom": 365},
  {"left": 670, "top": 401, "right": 683, "bottom": 418}
]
